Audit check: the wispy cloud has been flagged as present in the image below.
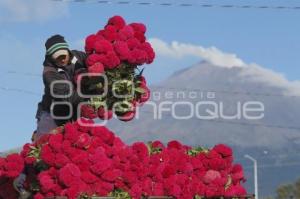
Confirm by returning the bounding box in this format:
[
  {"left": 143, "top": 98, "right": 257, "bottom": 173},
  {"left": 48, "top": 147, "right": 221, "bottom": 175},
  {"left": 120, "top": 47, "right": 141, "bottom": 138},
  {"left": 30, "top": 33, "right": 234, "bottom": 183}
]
[
  {"left": 149, "top": 37, "right": 300, "bottom": 95},
  {"left": 0, "top": 0, "right": 69, "bottom": 23},
  {"left": 240, "top": 63, "right": 300, "bottom": 96},
  {"left": 149, "top": 38, "right": 246, "bottom": 68}
]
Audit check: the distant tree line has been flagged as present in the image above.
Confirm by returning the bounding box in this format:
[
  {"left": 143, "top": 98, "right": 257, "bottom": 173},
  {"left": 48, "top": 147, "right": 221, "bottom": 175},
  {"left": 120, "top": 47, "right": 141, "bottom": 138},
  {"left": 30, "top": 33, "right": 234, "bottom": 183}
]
[{"left": 264, "top": 178, "right": 300, "bottom": 199}]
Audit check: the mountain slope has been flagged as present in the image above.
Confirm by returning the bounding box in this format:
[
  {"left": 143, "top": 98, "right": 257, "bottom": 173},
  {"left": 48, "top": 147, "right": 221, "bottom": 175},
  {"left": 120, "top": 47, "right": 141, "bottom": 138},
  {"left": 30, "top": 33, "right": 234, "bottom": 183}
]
[{"left": 105, "top": 61, "right": 300, "bottom": 197}]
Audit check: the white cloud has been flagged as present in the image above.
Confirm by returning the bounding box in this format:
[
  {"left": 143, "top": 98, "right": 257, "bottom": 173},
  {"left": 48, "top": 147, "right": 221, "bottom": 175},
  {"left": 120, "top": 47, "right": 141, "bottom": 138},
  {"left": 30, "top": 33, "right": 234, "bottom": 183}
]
[
  {"left": 149, "top": 37, "right": 300, "bottom": 95},
  {"left": 149, "top": 38, "right": 246, "bottom": 68},
  {"left": 241, "top": 63, "right": 300, "bottom": 96},
  {"left": 0, "top": 0, "right": 69, "bottom": 23}
]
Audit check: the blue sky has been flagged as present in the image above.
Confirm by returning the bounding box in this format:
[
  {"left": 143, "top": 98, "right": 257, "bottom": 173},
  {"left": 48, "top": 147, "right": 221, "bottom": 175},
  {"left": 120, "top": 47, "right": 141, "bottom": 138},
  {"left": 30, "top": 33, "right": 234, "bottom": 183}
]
[{"left": 0, "top": 0, "right": 300, "bottom": 151}]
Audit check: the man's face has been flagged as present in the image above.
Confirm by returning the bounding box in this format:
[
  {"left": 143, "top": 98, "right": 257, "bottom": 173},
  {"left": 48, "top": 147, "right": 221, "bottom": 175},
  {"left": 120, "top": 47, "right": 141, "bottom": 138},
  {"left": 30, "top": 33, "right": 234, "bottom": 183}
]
[{"left": 54, "top": 52, "right": 70, "bottom": 67}]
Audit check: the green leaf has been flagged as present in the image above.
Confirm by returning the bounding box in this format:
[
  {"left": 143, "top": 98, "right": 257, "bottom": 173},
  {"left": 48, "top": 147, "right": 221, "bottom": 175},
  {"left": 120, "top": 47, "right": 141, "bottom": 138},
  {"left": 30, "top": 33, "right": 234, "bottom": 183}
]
[
  {"left": 135, "top": 87, "right": 145, "bottom": 94},
  {"left": 109, "top": 189, "right": 132, "bottom": 199},
  {"left": 225, "top": 175, "right": 232, "bottom": 190},
  {"left": 194, "top": 195, "right": 202, "bottom": 199}
]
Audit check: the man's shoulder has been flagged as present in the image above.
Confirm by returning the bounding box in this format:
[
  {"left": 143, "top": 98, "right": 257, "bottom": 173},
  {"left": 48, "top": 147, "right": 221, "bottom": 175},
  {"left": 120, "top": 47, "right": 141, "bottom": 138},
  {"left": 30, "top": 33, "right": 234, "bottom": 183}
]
[
  {"left": 43, "top": 66, "right": 57, "bottom": 74},
  {"left": 71, "top": 50, "right": 86, "bottom": 59}
]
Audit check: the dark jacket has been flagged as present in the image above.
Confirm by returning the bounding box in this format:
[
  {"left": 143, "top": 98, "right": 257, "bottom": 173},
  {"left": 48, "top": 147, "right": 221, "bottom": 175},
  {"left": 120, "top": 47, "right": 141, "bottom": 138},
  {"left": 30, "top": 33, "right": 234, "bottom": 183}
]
[{"left": 36, "top": 50, "right": 87, "bottom": 126}]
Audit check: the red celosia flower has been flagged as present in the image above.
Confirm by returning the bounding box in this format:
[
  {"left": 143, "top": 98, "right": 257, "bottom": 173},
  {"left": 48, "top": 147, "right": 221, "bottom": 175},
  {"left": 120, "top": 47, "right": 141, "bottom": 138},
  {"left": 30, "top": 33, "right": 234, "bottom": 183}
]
[
  {"left": 74, "top": 133, "right": 92, "bottom": 149},
  {"left": 203, "top": 170, "right": 221, "bottom": 184},
  {"left": 40, "top": 145, "right": 55, "bottom": 166},
  {"left": 48, "top": 133, "right": 63, "bottom": 153},
  {"left": 134, "top": 31, "right": 146, "bottom": 43},
  {"left": 88, "top": 62, "right": 104, "bottom": 74},
  {"left": 107, "top": 15, "right": 126, "bottom": 30},
  {"left": 97, "top": 107, "right": 113, "bottom": 120},
  {"left": 85, "top": 34, "right": 97, "bottom": 54},
  {"left": 167, "top": 140, "right": 183, "bottom": 150},
  {"left": 213, "top": 144, "right": 233, "bottom": 157},
  {"left": 81, "top": 171, "right": 98, "bottom": 184},
  {"left": 117, "top": 110, "right": 136, "bottom": 122},
  {"left": 101, "top": 169, "right": 122, "bottom": 182},
  {"left": 55, "top": 154, "right": 70, "bottom": 168},
  {"left": 103, "top": 51, "right": 120, "bottom": 69},
  {"left": 94, "top": 39, "right": 113, "bottom": 54},
  {"left": 225, "top": 184, "right": 247, "bottom": 197},
  {"left": 58, "top": 163, "right": 81, "bottom": 187},
  {"left": 118, "top": 25, "right": 134, "bottom": 41},
  {"left": 129, "top": 23, "right": 147, "bottom": 34},
  {"left": 80, "top": 104, "right": 97, "bottom": 119},
  {"left": 85, "top": 54, "right": 102, "bottom": 67},
  {"left": 38, "top": 171, "right": 56, "bottom": 193},
  {"left": 127, "top": 38, "right": 141, "bottom": 50},
  {"left": 114, "top": 41, "right": 131, "bottom": 61}
]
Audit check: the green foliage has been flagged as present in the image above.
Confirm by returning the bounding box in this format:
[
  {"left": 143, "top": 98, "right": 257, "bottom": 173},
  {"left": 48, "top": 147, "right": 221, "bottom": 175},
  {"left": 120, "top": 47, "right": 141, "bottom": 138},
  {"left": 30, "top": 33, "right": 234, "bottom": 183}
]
[
  {"left": 108, "top": 189, "right": 132, "bottom": 199},
  {"left": 272, "top": 178, "right": 300, "bottom": 199},
  {"left": 187, "top": 146, "right": 209, "bottom": 156}
]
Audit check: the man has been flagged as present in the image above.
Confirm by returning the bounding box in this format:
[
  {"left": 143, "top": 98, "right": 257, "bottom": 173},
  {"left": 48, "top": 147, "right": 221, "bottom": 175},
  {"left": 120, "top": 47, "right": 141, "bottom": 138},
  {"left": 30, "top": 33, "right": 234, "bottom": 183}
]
[
  {"left": 14, "top": 35, "right": 87, "bottom": 198},
  {"left": 34, "top": 34, "right": 87, "bottom": 140}
]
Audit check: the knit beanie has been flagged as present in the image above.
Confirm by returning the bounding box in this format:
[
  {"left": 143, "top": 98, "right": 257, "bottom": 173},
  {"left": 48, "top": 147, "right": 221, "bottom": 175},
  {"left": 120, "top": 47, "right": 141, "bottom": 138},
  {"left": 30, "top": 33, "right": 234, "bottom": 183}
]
[{"left": 45, "top": 35, "right": 69, "bottom": 56}]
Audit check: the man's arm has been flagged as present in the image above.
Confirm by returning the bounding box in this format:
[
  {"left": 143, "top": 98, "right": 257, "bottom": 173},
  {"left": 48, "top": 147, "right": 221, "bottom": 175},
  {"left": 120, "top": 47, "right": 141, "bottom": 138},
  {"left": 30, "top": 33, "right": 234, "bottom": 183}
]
[{"left": 43, "top": 70, "right": 82, "bottom": 105}]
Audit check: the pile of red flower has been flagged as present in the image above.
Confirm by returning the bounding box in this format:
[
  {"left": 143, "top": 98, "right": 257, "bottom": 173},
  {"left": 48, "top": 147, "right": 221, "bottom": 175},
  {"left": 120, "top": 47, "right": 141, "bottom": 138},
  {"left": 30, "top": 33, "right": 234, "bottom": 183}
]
[
  {"left": 0, "top": 119, "right": 247, "bottom": 199},
  {"left": 78, "top": 15, "right": 154, "bottom": 122}
]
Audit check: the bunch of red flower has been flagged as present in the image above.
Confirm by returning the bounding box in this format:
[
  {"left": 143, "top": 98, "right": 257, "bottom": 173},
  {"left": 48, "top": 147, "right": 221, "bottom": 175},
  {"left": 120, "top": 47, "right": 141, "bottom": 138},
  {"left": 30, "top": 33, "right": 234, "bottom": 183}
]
[
  {"left": 0, "top": 120, "right": 247, "bottom": 199},
  {"left": 78, "top": 16, "right": 154, "bottom": 122},
  {"left": 0, "top": 154, "right": 25, "bottom": 199},
  {"left": 85, "top": 15, "right": 155, "bottom": 68}
]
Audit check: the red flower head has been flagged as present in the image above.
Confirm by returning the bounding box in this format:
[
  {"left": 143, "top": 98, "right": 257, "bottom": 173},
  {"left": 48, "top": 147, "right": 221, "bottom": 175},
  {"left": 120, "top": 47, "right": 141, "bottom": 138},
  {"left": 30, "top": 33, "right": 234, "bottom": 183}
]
[
  {"left": 99, "top": 25, "right": 118, "bottom": 42},
  {"left": 48, "top": 133, "right": 63, "bottom": 153},
  {"left": 151, "top": 140, "right": 165, "bottom": 150},
  {"left": 94, "top": 39, "right": 113, "bottom": 54},
  {"left": 41, "top": 145, "right": 55, "bottom": 167},
  {"left": 80, "top": 104, "right": 97, "bottom": 119},
  {"left": 90, "top": 157, "right": 112, "bottom": 176},
  {"left": 20, "top": 143, "right": 31, "bottom": 158},
  {"left": 134, "top": 31, "right": 146, "bottom": 43},
  {"left": 86, "top": 54, "right": 102, "bottom": 67},
  {"left": 58, "top": 163, "right": 81, "bottom": 187},
  {"left": 117, "top": 110, "right": 136, "bottom": 122},
  {"left": 4, "top": 154, "right": 24, "bottom": 178},
  {"left": 97, "top": 107, "right": 113, "bottom": 120},
  {"left": 127, "top": 38, "right": 141, "bottom": 50},
  {"left": 167, "top": 140, "right": 183, "bottom": 150},
  {"left": 203, "top": 170, "right": 221, "bottom": 184},
  {"left": 107, "top": 15, "right": 126, "bottom": 30},
  {"left": 114, "top": 41, "right": 131, "bottom": 61},
  {"left": 208, "top": 157, "right": 226, "bottom": 171},
  {"left": 74, "top": 133, "right": 92, "bottom": 149},
  {"left": 213, "top": 144, "right": 233, "bottom": 158},
  {"left": 118, "top": 25, "right": 135, "bottom": 41},
  {"left": 162, "top": 165, "right": 176, "bottom": 178},
  {"left": 225, "top": 184, "right": 247, "bottom": 197},
  {"left": 138, "top": 84, "right": 150, "bottom": 104},
  {"left": 129, "top": 49, "right": 148, "bottom": 65},
  {"left": 140, "top": 42, "right": 155, "bottom": 64},
  {"left": 55, "top": 154, "right": 70, "bottom": 169},
  {"left": 103, "top": 51, "right": 120, "bottom": 69},
  {"left": 231, "top": 164, "right": 245, "bottom": 184},
  {"left": 81, "top": 171, "right": 98, "bottom": 184},
  {"left": 64, "top": 123, "right": 81, "bottom": 144},
  {"left": 38, "top": 171, "right": 56, "bottom": 193},
  {"left": 85, "top": 34, "right": 97, "bottom": 54},
  {"left": 132, "top": 142, "right": 149, "bottom": 159},
  {"left": 101, "top": 169, "right": 122, "bottom": 182},
  {"left": 129, "top": 23, "right": 146, "bottom": 34},
  {"left": 33, "top": 193, "right": 45, "bottom": 199}
]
